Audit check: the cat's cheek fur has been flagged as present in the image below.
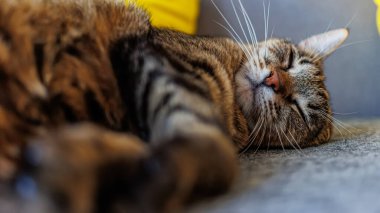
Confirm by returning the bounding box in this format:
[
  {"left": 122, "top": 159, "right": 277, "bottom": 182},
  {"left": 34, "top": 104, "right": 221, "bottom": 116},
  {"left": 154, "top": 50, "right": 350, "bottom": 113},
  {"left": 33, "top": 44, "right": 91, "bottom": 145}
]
[{"left": 235, "top": 71, "right": 254, "bottom": 115}]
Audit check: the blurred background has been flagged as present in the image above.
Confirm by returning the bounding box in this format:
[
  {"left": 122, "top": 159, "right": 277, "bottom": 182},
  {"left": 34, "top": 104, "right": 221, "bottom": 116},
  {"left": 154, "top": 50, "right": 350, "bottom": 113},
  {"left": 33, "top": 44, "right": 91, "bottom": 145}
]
[{"left": 198, "top": 0, "right": 380, "bottom": 119}]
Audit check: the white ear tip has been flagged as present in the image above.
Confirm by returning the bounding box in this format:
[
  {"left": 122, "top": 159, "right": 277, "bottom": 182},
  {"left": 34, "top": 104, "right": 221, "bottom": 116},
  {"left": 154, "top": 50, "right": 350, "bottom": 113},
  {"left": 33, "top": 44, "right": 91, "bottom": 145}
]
[
  {"left": 298, "top": 28, "right": 350, "bottom": 57},
  {"left": 327, "top": 28, "right": 350, "bottom": 49},
  {"left": 332, "top": 28, "right": 349, "bottom": 42}
]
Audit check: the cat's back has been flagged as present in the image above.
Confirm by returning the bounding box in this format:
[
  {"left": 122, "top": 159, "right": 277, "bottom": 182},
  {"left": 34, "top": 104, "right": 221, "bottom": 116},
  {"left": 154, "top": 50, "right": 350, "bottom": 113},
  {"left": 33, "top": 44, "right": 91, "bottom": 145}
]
[
  {"left": 0, "top": 0, "right": 152, "bottom": 131},
  {"left": 0, "top": 0, "right": 156, "bottom": 180}
]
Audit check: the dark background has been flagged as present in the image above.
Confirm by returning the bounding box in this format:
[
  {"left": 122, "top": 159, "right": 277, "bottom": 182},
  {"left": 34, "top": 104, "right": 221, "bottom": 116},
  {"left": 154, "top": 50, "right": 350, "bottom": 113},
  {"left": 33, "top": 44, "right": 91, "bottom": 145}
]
[{"left": 198, "top": 0, "right": 380, "bottom": 118}]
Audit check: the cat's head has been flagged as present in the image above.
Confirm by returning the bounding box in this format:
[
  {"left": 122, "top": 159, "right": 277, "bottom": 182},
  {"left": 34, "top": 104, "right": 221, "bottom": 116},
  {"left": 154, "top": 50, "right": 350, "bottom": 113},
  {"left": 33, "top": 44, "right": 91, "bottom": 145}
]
[{"left": 235, "top": 28, "right": 349, "bottom": 149}]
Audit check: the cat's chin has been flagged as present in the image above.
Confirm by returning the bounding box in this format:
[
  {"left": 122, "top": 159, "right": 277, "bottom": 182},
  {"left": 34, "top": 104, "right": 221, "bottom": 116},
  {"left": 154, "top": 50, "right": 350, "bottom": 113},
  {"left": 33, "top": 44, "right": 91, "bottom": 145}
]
[
  {"left": 236, "top": 86, "right": 269, "bottom": 121},
  {"left": 255, "top": 86, "right": 275, "bottom": 99}
]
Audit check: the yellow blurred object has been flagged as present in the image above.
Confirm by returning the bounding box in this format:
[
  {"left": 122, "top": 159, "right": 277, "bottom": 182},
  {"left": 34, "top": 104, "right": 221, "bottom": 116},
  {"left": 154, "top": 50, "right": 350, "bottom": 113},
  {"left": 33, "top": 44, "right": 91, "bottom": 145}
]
[
  {"left": 126, "top": 0, "right": 200, "bottom": 35},
  {"left": 376, "top": 0, "right": 380, "bottom": 34}
]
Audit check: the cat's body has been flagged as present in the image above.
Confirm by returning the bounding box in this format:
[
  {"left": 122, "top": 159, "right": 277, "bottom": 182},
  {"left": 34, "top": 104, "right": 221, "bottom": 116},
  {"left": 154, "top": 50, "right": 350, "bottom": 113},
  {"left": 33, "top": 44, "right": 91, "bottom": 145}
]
[{"left": 0, "top": 0, "right": 348, "bottom": 212}]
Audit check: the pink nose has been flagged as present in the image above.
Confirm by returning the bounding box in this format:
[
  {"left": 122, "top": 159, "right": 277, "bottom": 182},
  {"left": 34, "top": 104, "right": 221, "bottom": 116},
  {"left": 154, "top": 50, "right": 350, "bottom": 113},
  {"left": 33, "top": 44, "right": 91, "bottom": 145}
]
[{"left": 264, "top": 71, "right": 280, "bottom": 92}]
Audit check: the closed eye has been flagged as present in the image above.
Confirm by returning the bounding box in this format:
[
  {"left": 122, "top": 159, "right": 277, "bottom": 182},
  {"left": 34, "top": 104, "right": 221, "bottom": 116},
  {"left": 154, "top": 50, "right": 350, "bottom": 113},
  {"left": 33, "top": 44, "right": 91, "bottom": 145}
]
[{"left": 299, "top": 58, "right": 312, "bottom": 65}]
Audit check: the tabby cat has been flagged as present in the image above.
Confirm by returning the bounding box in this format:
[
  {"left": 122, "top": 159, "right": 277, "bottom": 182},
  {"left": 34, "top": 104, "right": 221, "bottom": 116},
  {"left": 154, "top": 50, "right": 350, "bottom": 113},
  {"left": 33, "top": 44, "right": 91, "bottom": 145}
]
[{"left": 0, "top": 0, "right": 348, "bottom": 212}]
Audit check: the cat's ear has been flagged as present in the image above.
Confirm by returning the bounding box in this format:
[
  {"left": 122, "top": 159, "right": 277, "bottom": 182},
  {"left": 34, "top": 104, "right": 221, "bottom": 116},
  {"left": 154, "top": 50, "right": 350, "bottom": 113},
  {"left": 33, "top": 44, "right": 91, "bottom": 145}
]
[{"left": 298, "top": 28, "right": 349, "bottom": 58}]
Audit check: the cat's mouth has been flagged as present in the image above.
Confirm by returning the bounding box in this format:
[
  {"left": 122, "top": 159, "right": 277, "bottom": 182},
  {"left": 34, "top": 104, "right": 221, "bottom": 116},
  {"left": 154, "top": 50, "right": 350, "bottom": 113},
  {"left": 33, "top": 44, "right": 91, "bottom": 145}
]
[{"left": 244, "top": 74, "right": 275, "bottom": 99}]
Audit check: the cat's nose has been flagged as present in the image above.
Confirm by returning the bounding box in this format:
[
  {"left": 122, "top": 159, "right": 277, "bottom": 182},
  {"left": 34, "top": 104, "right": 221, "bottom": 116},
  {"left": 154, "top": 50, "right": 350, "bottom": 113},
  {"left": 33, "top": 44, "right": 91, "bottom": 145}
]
[{"left": 264, "top": 71, "right": 281, "bottom": 92}]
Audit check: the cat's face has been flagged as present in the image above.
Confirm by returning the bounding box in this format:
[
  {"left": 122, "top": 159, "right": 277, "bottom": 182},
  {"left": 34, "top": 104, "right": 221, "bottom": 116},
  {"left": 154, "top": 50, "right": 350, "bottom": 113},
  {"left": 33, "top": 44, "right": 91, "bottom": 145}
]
[{"left": 235, "top": 29, "right": 349, "bottom": 149}]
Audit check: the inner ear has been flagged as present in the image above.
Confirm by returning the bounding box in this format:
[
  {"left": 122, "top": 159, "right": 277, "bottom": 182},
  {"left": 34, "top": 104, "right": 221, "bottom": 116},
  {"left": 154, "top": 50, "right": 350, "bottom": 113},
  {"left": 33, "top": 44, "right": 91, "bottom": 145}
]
[{"left": 298, "top": 28, "right": 349, "bottom": 58}]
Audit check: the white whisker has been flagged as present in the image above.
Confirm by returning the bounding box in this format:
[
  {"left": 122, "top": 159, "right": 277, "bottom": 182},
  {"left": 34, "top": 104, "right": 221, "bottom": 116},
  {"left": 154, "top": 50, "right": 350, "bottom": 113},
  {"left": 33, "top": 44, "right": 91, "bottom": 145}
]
[
  {"left": 253, "top": 117, "right": 267, "bottom": 155},
  {"left": 321, "top": 114, "right": 345, "bottom": 137},
  {"left": 320, "top": 111, "right": 359, "bottom": 133},
  {"left": 316, "top": 110, "right": 354, "bottom": 137},
  {"left": 212, "top": 0, "right": 258, "bottom": 70},
  {"left": 337, "top": 39, "right": 373, "bottom": 51},
  {"left": 213, "top": 21, "right": 254, "bottom": 62},
  {"left": 345, "top": 12, "right": 358, "bottom": 28},
  {"left": 266, "top": 0, "right": 271, "bottom": 41},
  {"left": 324, "top": 19, "right": 334, "bottom": 33},
  {"left": 288, "top": 130, "right": 303, "bottom": 151},
  {"left": 270, "top": 24, "right": 275, "bottom": 39},
  {"left": 279, "top": 125, "right": 302, "bottom": 154},
  {"left": 211, "top": 0, "right": 246, "bottom": 45},
  {"left": 263, "top": 1, "right": 268, "bottom": 57},
  {"left": 312, "top": 39, "right": 373, "bottom": 63},
  {"left": 240, "top": 113, "right": 264, "bottom": 154},
  {"left": 229, "top": 0, "right": 256, "bottom": 68},
  {"left": 275, "top": 125, "right": 285, "bottom": 152},
  {"left": 266, "top": 122, "right": 272, "bottom": 152},
  {"left": 231, "top": 0, "right": 249, "bottom": 44},
  {"left": 332, "top": 111, "right": 357, "bottom": 115},
  {"left": 238, "top": 0, "right": 260, "bottom": 61}
]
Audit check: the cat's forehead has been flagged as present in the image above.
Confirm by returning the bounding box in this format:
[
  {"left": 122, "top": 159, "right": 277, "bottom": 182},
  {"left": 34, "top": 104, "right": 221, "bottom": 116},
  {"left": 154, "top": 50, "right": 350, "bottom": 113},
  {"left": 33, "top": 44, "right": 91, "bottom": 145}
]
[
  {"left": 254, "top": 38, "right": 294, "bottom": 62},
  {"left": 257, "top": 39, "right": 294, "bottom": 55},
  {"left": 260, "top": 38, "right": 293, "bottom": 48}
]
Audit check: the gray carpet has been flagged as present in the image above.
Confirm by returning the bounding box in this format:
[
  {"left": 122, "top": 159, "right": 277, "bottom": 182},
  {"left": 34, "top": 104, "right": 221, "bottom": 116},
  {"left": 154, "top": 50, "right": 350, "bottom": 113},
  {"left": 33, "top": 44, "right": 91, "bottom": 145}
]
[
  {"left": 191, "top": 119, "right": 380, "bottom": 213},
  {"left": 1, "top": 120, "right": 380, "bottom": 213}
]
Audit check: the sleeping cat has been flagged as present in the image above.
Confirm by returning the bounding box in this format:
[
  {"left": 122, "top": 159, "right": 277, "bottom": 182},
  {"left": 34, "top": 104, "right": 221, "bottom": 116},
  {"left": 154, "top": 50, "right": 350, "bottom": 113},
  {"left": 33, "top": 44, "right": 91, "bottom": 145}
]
[{"left": 0, "top": 0, "right": 348, "bottom": 212}]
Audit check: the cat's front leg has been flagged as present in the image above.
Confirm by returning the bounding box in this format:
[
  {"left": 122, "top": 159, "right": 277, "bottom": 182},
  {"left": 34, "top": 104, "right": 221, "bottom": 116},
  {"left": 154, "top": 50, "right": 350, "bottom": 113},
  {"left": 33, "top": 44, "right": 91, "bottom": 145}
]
[
  {"left": 129, "top": 50, "right": 239, "bottom": 212},
  {"left": 19, "top": 123, "right": 150, "bottom": 213},
  {"left": 110, "top": 40, "right": 239, "bottom": 212},
  {"left": 143, "top": 125, "right": 238, "bottom": 212}
]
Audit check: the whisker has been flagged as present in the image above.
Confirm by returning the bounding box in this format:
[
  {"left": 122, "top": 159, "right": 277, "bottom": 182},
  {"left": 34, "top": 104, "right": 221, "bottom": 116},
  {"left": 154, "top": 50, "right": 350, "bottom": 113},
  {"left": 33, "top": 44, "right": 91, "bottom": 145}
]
[
  {"left": 229, "top": 0, "right": 256, "bottom": 68},
  {"left": 265, "top": 0, "right": 271, "bottom": 59},
  {"left": 266, "top": 0, "right": 271, "bottom": 41},
  {"left": 312, "top": 39, "right": 373, "bottom": 63},
  {"left": 275, "top": 125, "right": 285, "bottom": 152},
  {"left": 318, "top": 113, "right": 345, "bottom": 137},
  {"left": 253, "top": 117, "right": 267, "bottom": 155},
  {"left": 248, "top": 115, "right": 262, "bottom": 139},
  {"left": 266, "top": 121, "right": 272, "bottom": 152},
  {"left": 325, "top": 19, "right": 334, "bottom": 33},
  {"left": 321, "top": 111, "right": 360, "bottom": 134},
  {"left": 238, "top": 0, "right": 261, "bottom": 60},
  {"left": 211, "top": 0, "right": 246, "bottom": 45},
  {"left": 270, "top": 24, "right": 275, "bottom": 39},
  {"left": 316, "top": 110, "right": 354, "bottom": 137},
  {"left": 247, "top": 116, "right": 265, "bottom": 149},
  {"left": 345, "top": 11, "right": 358, "bottom": 28},
  {"left": 319, "top": 110, "right": 357, "bottom": 130},
  {"left": 238, "top": 0, "right": 259, "bottom": 45},
  {"left": 231, "top": 0, "right": 249, "bottom": 45},
  {"left": 211, "top": 0, "right": 258, "bottom": 68},
  {"left": 279, "top": 125, "right": 302, "bottom": 154},
  {"left": 240, "top": 113, "right": 264, "bottom": 154},
  {"left": 245, "top": 115, "right": 260, "bottom": 142},
  {"left": 288, "top": 129, "right": 303, "bottom": 151},
  {"left": 332, "top": 111, "right": 357, "bottom": 115},
  {"left": 262, "top": 1, "right": 268, "bottom": 58},
  {"left": 336, "top": 39, "right": 373, "bottom": 51},
  {"left": 213, "top": 21, "right": 254, "bottom": 62}
]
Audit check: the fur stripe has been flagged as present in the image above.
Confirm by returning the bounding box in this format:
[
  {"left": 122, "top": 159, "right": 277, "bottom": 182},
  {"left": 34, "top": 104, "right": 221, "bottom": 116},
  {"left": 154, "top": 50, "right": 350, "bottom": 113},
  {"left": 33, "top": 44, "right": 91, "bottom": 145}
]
[
  {"left": 166, "top": 105, "right": 221, "bottom": 127},
  {"left": 139, "top": 70, "right": 165, "bottom": 137}
]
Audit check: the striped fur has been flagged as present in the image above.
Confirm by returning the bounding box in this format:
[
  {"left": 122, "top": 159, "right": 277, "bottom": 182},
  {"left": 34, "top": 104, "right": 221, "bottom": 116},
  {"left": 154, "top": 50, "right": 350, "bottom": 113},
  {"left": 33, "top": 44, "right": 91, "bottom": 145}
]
[{"left": 0, "top": 0, "right": 348, "bottom": 212}]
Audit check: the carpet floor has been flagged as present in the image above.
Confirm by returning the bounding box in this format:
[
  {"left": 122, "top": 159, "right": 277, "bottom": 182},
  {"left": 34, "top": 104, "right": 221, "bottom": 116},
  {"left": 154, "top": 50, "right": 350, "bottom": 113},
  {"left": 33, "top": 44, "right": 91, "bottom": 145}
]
[{"left": 191, "top": 119, "right": 380, "bottom": 213}]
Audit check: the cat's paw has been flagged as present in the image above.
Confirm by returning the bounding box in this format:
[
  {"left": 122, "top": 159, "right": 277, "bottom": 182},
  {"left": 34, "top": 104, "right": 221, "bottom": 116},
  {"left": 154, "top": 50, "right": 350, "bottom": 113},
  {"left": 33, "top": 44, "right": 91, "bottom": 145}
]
[{"left": 17, "top": 123, "right": 151, "bottom": 213}]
